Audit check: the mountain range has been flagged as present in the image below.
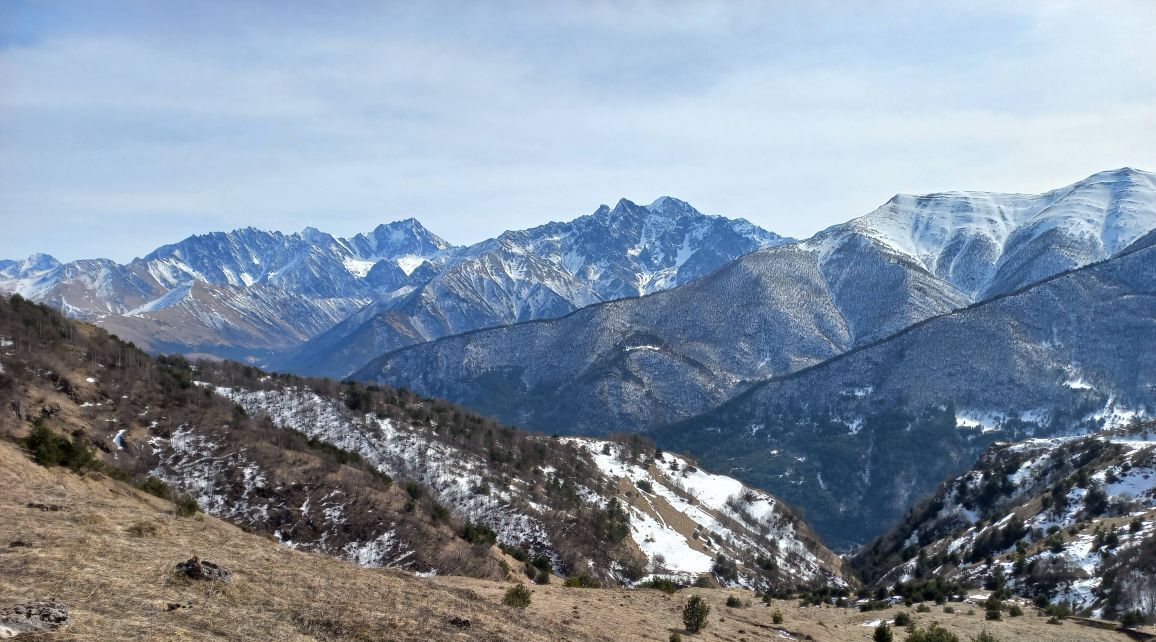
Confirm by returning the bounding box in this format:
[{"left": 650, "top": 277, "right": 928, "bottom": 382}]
[
  {"left": 0, "top": 198, "right": 784, "bottom": 378},
  {"left": 0, "top": 219, "right": 453, "bottom": 361},
  {"left": 4, "top": 169, "right": 1156, "bottom": 633},
  {"left": 271, "top": 196, "right": 787, "bottom": 378},
  {"left": 356, "top": 168, "right": 1156, "bottom": 433},
  {"left": 655, "top": 226, "right": 1156, "bottom": 546},
  {"left": 352, "top": 168, "right": 1156, "bottom": 546},
  {"left": 4, "top": 167, "right": 1156, "bottom": 552}
]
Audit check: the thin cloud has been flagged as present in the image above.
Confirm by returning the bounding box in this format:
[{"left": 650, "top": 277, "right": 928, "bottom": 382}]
[{"left": 0, "top": 1, "right": 1154, "bottom": 261}]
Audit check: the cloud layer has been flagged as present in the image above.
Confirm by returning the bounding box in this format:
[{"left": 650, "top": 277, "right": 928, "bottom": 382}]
[{"left": 2, "top": 0, "right": 1155, "bottom": 261}]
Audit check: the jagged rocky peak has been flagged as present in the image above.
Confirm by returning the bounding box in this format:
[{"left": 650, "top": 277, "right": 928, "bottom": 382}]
[
  {"left": 299, "top": 225, "right": 332, "bottom": 244},
  {"left": 350, "top": 217, "right": 456, "bottom": 259},
  {"left": 646, "top": 195, "right": 699, "bottom": 217},
  {"left": 272, "top": 195, "right": 788, "bottom": 378}
]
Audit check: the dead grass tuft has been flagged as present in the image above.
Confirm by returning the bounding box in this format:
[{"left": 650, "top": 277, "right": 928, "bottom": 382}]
[{"left": 124, "top": 520, "right": 165, "bottom": 538}]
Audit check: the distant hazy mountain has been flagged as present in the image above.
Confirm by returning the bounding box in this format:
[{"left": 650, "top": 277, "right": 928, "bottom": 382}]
[
  {"left": 0, "top": 220, "right": 454, "bottom": 361},
  {"left": 356, "top": 168, "right": 1156, "bottom": 438},
  {"left": 1, "top": 198, "right": 784, "bottom": 370},
  {"left": 271, "top": 196, "right": 788, "bottom": 378}
]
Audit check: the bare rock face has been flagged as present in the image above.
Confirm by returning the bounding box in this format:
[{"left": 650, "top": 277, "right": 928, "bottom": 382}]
[
  {"left": 175, "top": 557, "right": 233, "bottom": 583},
  {"left": 0, "top": 598, "right": 70, "bottom": 638}
]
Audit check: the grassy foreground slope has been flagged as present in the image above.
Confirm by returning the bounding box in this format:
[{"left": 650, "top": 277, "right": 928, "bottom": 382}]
[{"left": 2, "top": 438, "right": 1147, "bottom": 641}]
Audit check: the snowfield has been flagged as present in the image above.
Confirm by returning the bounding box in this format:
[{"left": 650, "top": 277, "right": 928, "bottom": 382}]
[{"left": 571, "top": 439, "right": 844, "bottom": 587}]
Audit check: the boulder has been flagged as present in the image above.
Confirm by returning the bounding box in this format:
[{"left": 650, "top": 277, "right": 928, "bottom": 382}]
[
  {"left": 175, "top": 557, "right": 233, "bottom": 583},
  {"left": 0, "top": 598, "right": 70, "bottom": 638}
]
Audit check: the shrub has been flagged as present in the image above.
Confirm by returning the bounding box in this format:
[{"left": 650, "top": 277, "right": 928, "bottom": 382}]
[
  {"left": 640, "top": 578, "right": 681, "bottom": 594},
  {"left": 771, "top": 609, "right": 783, "bottom": 624},
  {"left": 726, "top": 596, "right": 742, "bottom": 608},
  {"left": 25, "top": 423, "right": 97, "bottom": 472},
  {"left": 873, "top": 622, "right": 893, "bottom": 642},
  {"left": 461, "top": 521, "right": 497, "bottom": 545},
  {"left": 682, "top": 595, "right": 710, "bottom": 633},
  {"left": 499, "top": 543, "right": 528, "bottom": 562},
  {"left": 530, "top": 555, "right": 552, "bottom": 573},
  {"left": 404, "top": 480, "right": 423, "bottom": 500},
  {"left": 637, "top": 479, "right": 653, "bottom": 493},
  {"left": 502, "top": 584, "right": 531, "bottom": 609},
  {"left": 906, "top": 623, "right": 960, "bottom": 642},
  {"left": 1046, "top": 616, "right": 1062, "bottom": 625},
  {"left": 916, "top": 604, "right": 931, "bottom": 613},
  {"left": 174, "top": 494, "right": 199, "bottom": 517},
  {"left": 972, "top": 631, "right": 1000, "bottom": 642},
  {"left": 943, "top": 606, "right": 955, "bottom": 614},
  {"left": 985, "top": 609, "right": 1001, "bottom": 621},
  {"left": 563, "top": 574, "right": 603, "bottom": 588},
  {"left": 534, "top": 569, "right": 549, "bottom": 585},
  {"left": 140, "top": 476, "right": 171, "bottom": 499},
  {"left": 712, "top": 555, "right": 738, "bottom": 582},
  {"left": 670, "top": 634, "right": 682, "bottom": 642},
  {"left": 1120, "top": 610, "right": 1146, "bottom": 628},
  {"left": 1008, "top": 605, "right": 1023, "bottom": 617},
  {"left": 893, "top": 611, "right": 912, "bottom": 626}
]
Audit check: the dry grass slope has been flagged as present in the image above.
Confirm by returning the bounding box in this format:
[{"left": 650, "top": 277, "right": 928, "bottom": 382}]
[
  {"left": 2, "top": 440, "right": 1150, "bottom": 641},
  {"left": 0, "top": 441, "right": 562, "bottom": 641}
]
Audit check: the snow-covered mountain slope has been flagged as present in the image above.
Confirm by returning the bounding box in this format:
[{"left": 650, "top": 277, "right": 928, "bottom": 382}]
[
  {"left": 355, "top": 239, "right": 966, "bottom": 435},
  {"left": 568, "top": 438, "right": 846, "bottom": 588},
  {"left": 0, "top": 294, "right": 849, "bottom": 588},
  {"left": 0, "top": 220, "right": 454, "bottom": 361},
  {"left": 273, "top": 196, "right": 788, "bottom": 378},
  {"left": 353, "top": 169, "right": 1156, "bottom": 438},
  {"left": 813, "top": 167, "right": 1156, "bottom": 299},
  {"left": 853, "top": 428, "right": 1156, "bottom": 621},
  {"left": 654, "top": 229, "right": 1156, "bottom": 549},
  {"left": 212, "top": 379, "right": 847, "bottom": 589},
  {"left": 1, "top": 198, "right": 784, "bottom": 374}
]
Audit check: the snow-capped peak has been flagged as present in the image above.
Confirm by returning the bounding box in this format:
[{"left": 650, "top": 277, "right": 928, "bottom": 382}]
[
  {"left": 0, "top": 253, "right": 61, "bottom": 279},
  {"left": 811, "top": 167, "right": 1156, "bottom": 298},
  {"left": 646, "top": 195, "right": 695, "bottom": 216}
]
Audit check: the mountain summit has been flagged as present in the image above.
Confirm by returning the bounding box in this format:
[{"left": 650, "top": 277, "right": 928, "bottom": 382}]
[{"left": 271, "top": 197, "right": 788, "bottom": 377}]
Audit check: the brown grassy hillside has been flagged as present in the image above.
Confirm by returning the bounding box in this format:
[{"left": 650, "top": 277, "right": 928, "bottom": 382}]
[{"left": 3, "top": 440, "right": 1149, "bottom": 641}]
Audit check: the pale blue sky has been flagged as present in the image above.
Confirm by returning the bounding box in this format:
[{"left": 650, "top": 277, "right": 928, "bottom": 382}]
[{"left": 2, "top": 1, "right": 1155, "bottom": 262}]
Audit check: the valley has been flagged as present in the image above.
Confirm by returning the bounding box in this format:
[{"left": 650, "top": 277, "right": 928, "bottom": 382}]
[
  {"left": 4, "top": 169, "right": 1156, "bottom": 637},
  {"left": 7, "top": 3, "right": 1156, "bottom": 638}
]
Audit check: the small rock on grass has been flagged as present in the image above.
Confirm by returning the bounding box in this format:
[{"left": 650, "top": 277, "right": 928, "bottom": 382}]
[
  {"left": 175, "top": 557, "right": 233, "bottom": 583},
  {"left": 0, "top": 598, "right": 70, "bottom": 638}
]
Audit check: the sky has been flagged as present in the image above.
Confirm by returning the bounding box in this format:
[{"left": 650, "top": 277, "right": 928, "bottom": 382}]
[{"left": 1, "top": 1, "right": 1155, "bottom": 263}]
